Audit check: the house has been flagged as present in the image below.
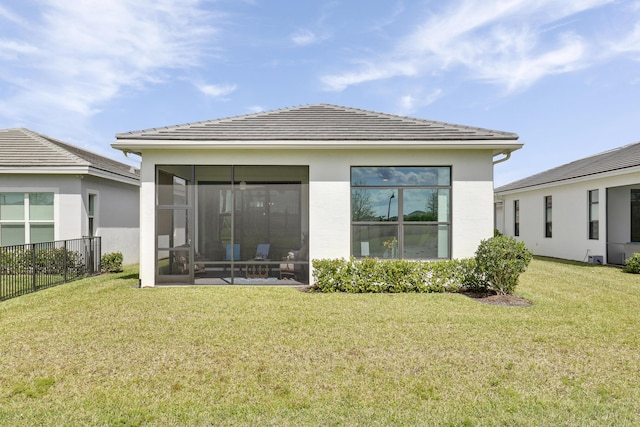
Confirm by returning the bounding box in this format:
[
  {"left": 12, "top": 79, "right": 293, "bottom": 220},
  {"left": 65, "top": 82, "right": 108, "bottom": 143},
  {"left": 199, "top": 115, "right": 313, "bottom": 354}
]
[
  {"left": 0, "top": 128, "right": 140, "bottom": 264},
  {"left": 112, "top": 104, "right": 522, "bottom": 286},
  {"left": 494, "top": 141, "right": 640, "bottom": 265}
]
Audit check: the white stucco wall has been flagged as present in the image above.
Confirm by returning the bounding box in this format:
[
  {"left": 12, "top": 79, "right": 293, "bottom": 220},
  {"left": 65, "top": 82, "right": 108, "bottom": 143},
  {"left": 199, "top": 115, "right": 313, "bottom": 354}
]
[
  {"left": 136, "top": 148, "right": 497, "bottom": 286},
  {"left": 1, "top": 174, "right": 139, "bottom": 265},
  {"left": 81, "top": 176, "right": 140, "bottom": 265},
  {"left": 495, "top": 170, "right": 640, "bottom": 264},
  {"left": 0, "top": 174, "right": 82, "bottom": 240}
]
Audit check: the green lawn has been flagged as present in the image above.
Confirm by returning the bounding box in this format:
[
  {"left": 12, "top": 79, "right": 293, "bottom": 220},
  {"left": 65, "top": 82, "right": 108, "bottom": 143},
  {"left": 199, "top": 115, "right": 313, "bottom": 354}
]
[{"left": 1, "top": 258, "right": 639, "bottom": 426}]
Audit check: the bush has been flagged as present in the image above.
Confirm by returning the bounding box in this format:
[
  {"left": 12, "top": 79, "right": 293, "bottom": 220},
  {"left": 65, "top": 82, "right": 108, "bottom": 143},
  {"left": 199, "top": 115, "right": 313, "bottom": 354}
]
[
  {"left": 624, "top": 253, "right": 640, "bottom": 274},
  {"left": 311, "top": 257, "right": 480, "bottom": 293},
  {"left": 0, "top": 247, "right": 83, "bottom": 275},
  {"left": 101, "top": 252, "right": 123, "bottom": 273},
  {"left": 474, "top": 235, "right": 532, "bottom": 295}
]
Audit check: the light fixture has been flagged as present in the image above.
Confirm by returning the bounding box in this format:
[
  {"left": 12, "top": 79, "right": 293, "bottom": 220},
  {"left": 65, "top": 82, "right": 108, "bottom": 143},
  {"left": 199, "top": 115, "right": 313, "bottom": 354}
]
[{"left": 239, "top": 181, "right": 247, "bottom": 190}]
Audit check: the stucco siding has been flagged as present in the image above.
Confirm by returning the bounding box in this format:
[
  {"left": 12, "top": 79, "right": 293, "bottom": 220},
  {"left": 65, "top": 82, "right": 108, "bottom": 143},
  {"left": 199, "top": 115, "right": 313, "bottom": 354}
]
[
  {"left": 81, "top": 176, "right": 140, "bottom": 264},
  {"left": 496, "top": 171, "right": 640, "bottom": 264},
  {"left": 136, "top": 148, "right": 497, "bottom": 286}
]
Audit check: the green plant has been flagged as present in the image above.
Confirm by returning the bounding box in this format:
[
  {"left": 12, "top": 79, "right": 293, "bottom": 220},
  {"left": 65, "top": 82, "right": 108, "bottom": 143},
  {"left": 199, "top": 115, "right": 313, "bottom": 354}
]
[
  {"left": 474, "top": 235, "right": 532, "bottom": 294},
  {"left": 624, "top": 252, "right": 640, "bottom": 273},
  {"left": 311, "top": 257, "right": 479, "bottom": 293},
  {"left": 101, "top": 252, "right": 123, "bottom": 273}
]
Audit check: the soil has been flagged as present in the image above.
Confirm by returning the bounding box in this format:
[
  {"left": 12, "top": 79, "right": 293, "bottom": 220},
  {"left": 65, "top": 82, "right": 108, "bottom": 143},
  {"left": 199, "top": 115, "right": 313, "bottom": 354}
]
[
  {"left": 298, "top": 286, "right": 533, "bottom": 307},
  {"left": 463, "top": 291, "right": 533, "bottom": 307}
]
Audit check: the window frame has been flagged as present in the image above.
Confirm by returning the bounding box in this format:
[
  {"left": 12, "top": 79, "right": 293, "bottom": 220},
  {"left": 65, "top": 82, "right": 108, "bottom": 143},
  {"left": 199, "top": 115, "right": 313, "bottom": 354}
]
[
  {"left": 0, "top": 191, "right": 55, "bottom": 245},
  {"left": 631, "top": 189, "right": 640, "bottom": 242},
  {"left": 350, "top": 166, "right": 452, "bottom": 260},
  {"left": 514, "top": 200, "right": 520, "bottom": 237},
  {"left": 588, "top": 189, "right": 599, "bottom": 240},
  {"left": 87, "top": 192, "right": 98, "bottom": 237},
  {"left": 544, "top": 195, "right": 552, "bottom": 238}
]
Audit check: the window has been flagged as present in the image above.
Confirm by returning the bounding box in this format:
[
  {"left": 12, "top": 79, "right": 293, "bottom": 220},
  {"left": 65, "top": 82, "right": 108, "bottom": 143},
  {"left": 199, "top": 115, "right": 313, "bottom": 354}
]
[
  {"left": 88, "top": 193, "right": 97, "bottom": 237},
  {"left": 351, "top": 166, "right": 451, "bottom": 259},
  {"left": 631, "top": 189, "right": 640, "bottom": 242},
  {"left": 0, "top": 192, "right": 54, "bottom": 245},
  {"left": 544, "top": 196, "right": 552, "bottom": 238},
  {"left": 514, "top": 200, "right": 520, "bottom": 237},
  {"left": 588, "top": 190, "right": 599, "bottom": 240}
]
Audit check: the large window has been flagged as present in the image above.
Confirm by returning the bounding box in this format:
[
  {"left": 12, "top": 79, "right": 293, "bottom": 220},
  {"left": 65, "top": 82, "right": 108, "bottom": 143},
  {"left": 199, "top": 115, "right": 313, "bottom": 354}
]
[
  {"left": 351, "top": 166, "right": 451, "bottom": 259},
  {"left": 0, "top": 193, "right": 54, "bottom": 245},
  {"left": 514, "top": 200, "right": 520, "bottom": 237},
  {"left": 588, "top": 190, "right": 599, "bottom": 240},
  {"left": 544, "top": 195, "right": 552, "bottom": 238}
]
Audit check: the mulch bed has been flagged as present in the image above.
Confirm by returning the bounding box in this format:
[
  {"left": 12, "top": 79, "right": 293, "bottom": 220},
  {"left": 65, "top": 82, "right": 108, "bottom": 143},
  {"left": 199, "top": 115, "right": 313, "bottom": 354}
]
[
  {"left": 463, "top": 292, "right": 533, "bottom": 307},
  {"left": 299, "top": 286, "right": 532, "bottom": 307}
]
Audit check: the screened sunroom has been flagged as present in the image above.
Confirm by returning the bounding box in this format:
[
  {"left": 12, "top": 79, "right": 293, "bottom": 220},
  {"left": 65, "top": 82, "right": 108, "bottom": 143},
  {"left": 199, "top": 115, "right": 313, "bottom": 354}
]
[{"left": 157, "top": 165, "right": 309, "bottom": 285}]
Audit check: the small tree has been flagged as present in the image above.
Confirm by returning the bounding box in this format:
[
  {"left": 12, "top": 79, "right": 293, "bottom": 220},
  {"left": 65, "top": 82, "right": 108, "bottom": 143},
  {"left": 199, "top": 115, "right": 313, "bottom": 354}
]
[{"left": 475, "top": 235, "right": 532, "bottom": 295}]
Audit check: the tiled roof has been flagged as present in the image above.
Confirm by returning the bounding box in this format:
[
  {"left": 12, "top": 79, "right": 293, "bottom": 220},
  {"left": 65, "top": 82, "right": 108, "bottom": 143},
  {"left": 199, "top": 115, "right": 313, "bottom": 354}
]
[
  {"left": 495, "top": 141, "right": 640, "bottom": 193},
  {"left": 0, "top": 128, "right": 139, "bottom": 181},
  {"left": 116, "top": 104, "right": 519, "bottom": 141}
]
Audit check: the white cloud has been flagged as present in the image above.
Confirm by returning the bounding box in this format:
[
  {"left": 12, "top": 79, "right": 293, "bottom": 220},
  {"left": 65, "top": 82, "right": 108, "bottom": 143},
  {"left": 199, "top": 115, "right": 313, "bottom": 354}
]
[
  {"left": 291, "top": 29, "right": 319, "bottom": 46},
  {"left": 321, "top": 0, "right": 621, "bottom": 93},
  {"left": 398, "top": 88, "right": 443, "bottom": 114},
  {"left": 0, "top": 0, "right": 217, "bottom": 123},
  {"left": 196, "top": 83, "right": 237, "bottom": 98}
]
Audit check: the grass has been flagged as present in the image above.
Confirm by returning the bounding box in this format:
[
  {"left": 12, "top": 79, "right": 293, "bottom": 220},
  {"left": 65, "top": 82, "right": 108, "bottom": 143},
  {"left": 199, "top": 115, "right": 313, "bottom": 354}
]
[{"left": 1, "top": 258, "right": 639, "bottom": 426}]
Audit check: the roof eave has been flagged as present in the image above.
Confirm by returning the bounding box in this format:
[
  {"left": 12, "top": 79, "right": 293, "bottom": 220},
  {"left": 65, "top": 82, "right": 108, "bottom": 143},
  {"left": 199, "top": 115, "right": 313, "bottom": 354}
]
[
  {"left": 0, "top": 165, "right": 140, "bottom": 186},
  {"left": 495, "top": 165, "right": 640, "bottom": 195},
  {"left": 112, "top": 139, "right": 523, "bottom": 156}
]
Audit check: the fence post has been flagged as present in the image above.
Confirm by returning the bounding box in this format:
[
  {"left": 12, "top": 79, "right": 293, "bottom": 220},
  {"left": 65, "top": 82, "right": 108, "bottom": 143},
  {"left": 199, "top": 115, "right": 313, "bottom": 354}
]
[
  {"left": 63, "top": 240, "right": 68, "bottom": 283},
  {"left": 31, "top": 243, "right": 37, "bottom": 292}
]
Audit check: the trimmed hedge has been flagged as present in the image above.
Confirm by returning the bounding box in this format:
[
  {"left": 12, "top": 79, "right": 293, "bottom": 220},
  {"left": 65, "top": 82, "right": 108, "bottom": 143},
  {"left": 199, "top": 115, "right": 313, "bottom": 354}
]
[
  {"left": 311, "top": 235, "right": 532, "bottom": 294},
  {"left": 311, "top": 257, "right": 481, "bottom": 293},
  {"left": 0, "top": 247, "right": 83, "bottom": 275}
]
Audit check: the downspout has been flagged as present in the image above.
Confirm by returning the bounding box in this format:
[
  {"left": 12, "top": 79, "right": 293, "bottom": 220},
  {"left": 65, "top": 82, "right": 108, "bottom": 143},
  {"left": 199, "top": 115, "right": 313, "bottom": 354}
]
[{"left": 493, "top": 150, "right": 512, "bottom": 165}]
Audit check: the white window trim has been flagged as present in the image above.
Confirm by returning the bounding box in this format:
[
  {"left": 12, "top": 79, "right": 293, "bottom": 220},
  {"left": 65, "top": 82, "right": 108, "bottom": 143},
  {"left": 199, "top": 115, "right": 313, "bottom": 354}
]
[
  {"left": 0, "top": 187, "right": 58, "bottom": 244},
  {"left": 86, "top": 189, "right": 99, "bottom": 237}
]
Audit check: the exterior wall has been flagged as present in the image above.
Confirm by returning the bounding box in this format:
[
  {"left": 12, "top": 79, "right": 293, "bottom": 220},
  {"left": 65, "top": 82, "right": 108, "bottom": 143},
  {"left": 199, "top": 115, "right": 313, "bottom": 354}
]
[
  {"left": 495, "top": 170, "right": 640, "bottom": 264},
  {"left": 137, "top": 148, "right": 497, "bottom": 287},
  {"left": 81, "top": 176, "right": 140, "bottom": 265},
  {"left": 0, "top": 174, "right": 139, "bottom": 265},
  {"left": 0, "top": 174, "right": 83, "bottom": 240}
]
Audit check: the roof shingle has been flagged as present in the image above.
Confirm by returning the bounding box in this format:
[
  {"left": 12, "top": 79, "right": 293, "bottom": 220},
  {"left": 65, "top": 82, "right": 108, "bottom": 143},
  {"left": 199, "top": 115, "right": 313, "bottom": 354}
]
[
  {"left": 0, "top": 128, "right": 139, "bottom": 181},
  {"left": 495, "top": 141, "right": 640, "bottom": 193},
  {"left": 116, "top": 104, "right": 519, "bottom": 141}
]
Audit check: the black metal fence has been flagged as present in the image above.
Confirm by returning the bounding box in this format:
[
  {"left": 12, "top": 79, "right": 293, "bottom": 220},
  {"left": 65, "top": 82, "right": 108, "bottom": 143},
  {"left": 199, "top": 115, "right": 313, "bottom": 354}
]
[{"left": 0, "top": 237, "right": 101, "bottom": 301}]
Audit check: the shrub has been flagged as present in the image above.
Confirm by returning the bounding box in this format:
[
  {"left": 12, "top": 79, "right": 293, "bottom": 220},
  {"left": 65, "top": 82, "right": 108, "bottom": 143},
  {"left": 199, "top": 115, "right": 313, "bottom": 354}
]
[
  {"left": 311, "top": 257, "right": 480, "bottom": 293},
  {"left": 624, "top": 253, "right": 640, "bottom": 274},
  {"left": 101, "top": 252, "right": 123, "bottom": 273},
  {"left": 0, "top": 247, "right": 83, "bottom": 275},
  {"left": 474, "top": 235, "right": 532, "bottom": 295}
]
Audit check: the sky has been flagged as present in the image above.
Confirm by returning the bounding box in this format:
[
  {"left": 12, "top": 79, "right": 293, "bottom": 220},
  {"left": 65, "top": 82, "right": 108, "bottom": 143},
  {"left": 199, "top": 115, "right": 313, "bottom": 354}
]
[{"left": 1, "top": 0, "right": 639, "bottom": 187}]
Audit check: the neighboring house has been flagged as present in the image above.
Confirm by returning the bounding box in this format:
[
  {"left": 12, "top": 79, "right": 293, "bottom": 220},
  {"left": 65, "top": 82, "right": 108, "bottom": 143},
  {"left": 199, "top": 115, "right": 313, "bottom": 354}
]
[
  {"left": 494, "top": 141, "right": 640, "bottom": 265},
  {"left": 112, "top": 104, "right": 522, "bottom": 286},
  {"left": 0, "top": 128, "right": 140, "bottom": 264}
]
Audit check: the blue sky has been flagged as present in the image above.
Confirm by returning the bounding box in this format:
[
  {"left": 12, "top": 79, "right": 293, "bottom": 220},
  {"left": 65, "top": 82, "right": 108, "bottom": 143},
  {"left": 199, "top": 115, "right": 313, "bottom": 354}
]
[{"left": 1, "top": 0, "right": 639, "bottom": 186}]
